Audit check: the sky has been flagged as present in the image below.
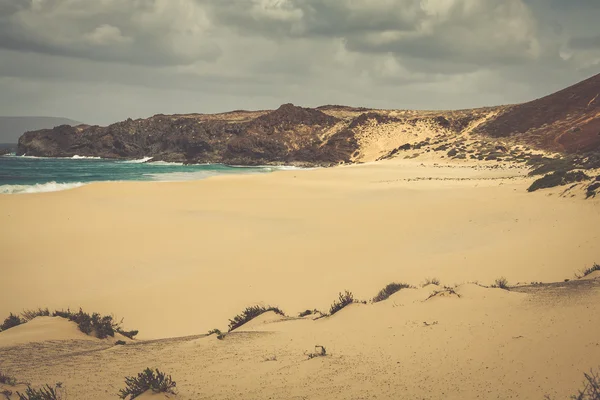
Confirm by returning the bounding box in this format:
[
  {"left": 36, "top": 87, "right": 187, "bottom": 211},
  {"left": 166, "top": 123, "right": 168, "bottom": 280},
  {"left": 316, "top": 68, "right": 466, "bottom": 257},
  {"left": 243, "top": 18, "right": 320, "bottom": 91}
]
[{"left": 0, "top": 0, "right": 599, "bottom": 126}]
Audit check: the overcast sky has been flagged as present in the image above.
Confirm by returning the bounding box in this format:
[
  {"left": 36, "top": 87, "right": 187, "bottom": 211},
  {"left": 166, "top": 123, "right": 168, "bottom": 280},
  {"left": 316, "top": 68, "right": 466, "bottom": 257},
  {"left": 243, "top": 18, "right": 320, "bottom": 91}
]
[{"left": 0, "top": 0, "right": 598, "bottom": 125}]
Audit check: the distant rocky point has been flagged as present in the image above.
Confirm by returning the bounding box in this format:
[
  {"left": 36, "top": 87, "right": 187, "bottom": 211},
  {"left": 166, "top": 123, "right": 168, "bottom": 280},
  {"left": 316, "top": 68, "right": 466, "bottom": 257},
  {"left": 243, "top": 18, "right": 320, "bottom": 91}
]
[
  {"left": 1, "top": 116, "right": 82, "bottom": 144},
  {"left": 17, "top": 73, "right": 600, "bottom": 166}
]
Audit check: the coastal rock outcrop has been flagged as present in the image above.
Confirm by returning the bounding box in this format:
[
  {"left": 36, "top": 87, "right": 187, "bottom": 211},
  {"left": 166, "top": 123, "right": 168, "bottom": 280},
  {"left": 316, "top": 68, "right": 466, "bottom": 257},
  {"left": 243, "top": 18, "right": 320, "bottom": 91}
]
[{"left": 16, "top": 73, "right": 600, "bottom": 165}]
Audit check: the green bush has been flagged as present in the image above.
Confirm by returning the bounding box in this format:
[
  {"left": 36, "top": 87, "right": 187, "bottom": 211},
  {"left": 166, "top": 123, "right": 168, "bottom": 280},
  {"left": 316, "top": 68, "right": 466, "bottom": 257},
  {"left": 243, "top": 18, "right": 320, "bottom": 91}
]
[
  {"left": 528, "top": 171, "right": 590, "bottom": 192},
  {"left": 228, "top": 306, "right": 285, "bottom": 332},
  {"left": 115, "top": 340, "right": 127, "bottom": 346},
  {"left": 372, "top": 282, "right": 413, "bottom": 303},
  {"left": 329, "top": 290, "right": 356, "bottom": 315},
  {"left": 0, "top": 313, "right": 23, "bottom": 332},
  {"left": 118, "top": 368, "right": 176, "bottom": 399}
]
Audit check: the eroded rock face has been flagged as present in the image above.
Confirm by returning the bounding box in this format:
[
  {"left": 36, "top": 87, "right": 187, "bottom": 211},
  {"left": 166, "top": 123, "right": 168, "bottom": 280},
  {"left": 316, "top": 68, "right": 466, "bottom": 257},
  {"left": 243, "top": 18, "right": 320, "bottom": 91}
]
[
  {"left": 18, "top": 73, "right": 600, "bottom": 165},
  {"left": 18, "top": 104, "right": 349, "bottom": 166},
  {"left": 17, "top": 102, "right": 486, "bottom": 165}
]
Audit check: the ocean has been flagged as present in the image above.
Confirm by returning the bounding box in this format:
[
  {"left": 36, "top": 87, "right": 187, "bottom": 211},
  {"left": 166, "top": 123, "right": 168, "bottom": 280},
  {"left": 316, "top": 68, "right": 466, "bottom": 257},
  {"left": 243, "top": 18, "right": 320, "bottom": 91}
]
[{"left": 0, "top": 155, "right": 283, "bottom": 194}]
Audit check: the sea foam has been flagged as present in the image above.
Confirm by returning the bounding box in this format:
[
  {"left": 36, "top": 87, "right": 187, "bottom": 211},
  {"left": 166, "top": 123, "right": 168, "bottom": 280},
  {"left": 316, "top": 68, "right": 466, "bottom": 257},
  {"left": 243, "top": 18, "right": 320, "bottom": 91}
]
[
  {"left": 120, "top": 157, "right": 153, "bottom": 164},
  {"left": 0, "top": 181, "right": 86, "bottom": 194},
  {"left": 71, "top": 155, "right": 102, "bottom": 160}
]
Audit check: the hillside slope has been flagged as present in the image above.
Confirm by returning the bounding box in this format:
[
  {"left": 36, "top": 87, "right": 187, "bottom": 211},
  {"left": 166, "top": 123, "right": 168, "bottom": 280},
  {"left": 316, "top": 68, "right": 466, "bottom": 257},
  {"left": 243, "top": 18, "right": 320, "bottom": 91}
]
[
  {"left": 15, "top": 73, "right": 600, "bottom": 165},
  {"left": 476, "top": 73, "right": 600, "bottom": 153}
]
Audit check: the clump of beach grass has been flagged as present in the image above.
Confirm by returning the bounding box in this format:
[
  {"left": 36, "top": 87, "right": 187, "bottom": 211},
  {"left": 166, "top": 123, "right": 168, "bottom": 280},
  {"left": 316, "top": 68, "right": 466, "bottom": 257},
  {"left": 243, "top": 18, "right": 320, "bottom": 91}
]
[
  {"left": 329, "top": 290, "right": 357, "bottom": 315},
  {"left": 372, "top": 282, "right": 414, "bottom": 303},
  {"left": 422, "top": 277, "right": 441, "bottom": 287},
  {"left": 492, "top": 277, "right": 510, "bottom": 290},
  {"left": 119, "top": 368, "right": 176, "bottom": 399},
  {"left": 228, "top": 305, "right": 285, "bottom": 332},
  {"left": 576, "top": 263, "right": 600, "bottom": 279}
]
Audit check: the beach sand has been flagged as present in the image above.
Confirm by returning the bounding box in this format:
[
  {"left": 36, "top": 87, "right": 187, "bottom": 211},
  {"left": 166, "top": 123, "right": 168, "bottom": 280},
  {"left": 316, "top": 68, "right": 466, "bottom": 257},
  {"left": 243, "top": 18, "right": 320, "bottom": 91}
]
[{"left": 1, "top": 158, "right": 599, "bottom": 399}]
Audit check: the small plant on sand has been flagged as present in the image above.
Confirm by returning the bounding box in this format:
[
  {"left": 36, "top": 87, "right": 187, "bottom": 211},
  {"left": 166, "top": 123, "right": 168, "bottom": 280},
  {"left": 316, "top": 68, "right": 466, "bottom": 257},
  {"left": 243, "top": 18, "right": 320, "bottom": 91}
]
[
  {"left": 21, "top": 308, "right": 50, "bottom": 322},
  {"left": 422, "top": 278, "right": 441, "bottom": 287},
  {"left": 115, "top": 340, "right": 127, "bottom": 346},
  {"left": 116, "top": 328, "right": 139, "bottom": 340},
  {"left": 306, "top": 345, "right": 327, "bottom": 360},
  {"left": 119, "top": 368, "right": 176, "bottom": 399},
  {"left": 207, "top": 329, "right": 226, "bottom": 340},
  {"left": 228, "top": 305, "right": 285, "bottom": 332},
  {"left": 0, "top": 313, "right": 22, "bottom": 332},
  {"left": 298, "top": 309, "right": 316, "bottom": 317},
  {"left": 547, "top": 367, "right": 600, "bottom": 400},
  {"left": 329, "top": 290, "right": 356, "bottom": 315},
  {"left": 492, "top": 277, "right": 510, "bottom": 290},
  {"left": 0, "top": 370, "right": 17, "bottom": 386},
  {"left": 571, "top": 368, "right": 600, "bottom": 400},
  {"left": 426, "top": 286, "right": 461, "bottom": 300},
  {"left": 372, "top": 282, "right": 414, "bottom": 303},
  {"left": 576, "top": 263, "right": 600, "bottom": 279},
  {"left": 16, "top": 383, "right": 64, "bottom": 400}
]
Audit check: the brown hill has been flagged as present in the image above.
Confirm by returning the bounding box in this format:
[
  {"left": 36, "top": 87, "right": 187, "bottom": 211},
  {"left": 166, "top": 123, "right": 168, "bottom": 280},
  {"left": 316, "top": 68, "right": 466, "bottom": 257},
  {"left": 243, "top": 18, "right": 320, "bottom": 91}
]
[
  {"left": 477, "top": 73, "right": 600, "bottom": 153},
  {"left": 16, "top": 74, "right": 600, "bottom": 164}
]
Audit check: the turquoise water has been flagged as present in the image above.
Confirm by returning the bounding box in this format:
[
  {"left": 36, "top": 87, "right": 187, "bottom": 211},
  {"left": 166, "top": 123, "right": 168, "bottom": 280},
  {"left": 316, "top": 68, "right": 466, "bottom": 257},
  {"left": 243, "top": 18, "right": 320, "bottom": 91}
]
[{"left": 0, "top": 155, "right": 281, "bottom": 194}]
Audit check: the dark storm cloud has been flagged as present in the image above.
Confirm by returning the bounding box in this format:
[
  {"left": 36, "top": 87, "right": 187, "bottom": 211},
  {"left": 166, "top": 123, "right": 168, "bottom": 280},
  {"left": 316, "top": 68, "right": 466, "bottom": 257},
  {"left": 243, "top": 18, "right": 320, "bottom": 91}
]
[
  {"left": 0, "top": 0, "right": 598, "bottom": 124},
  {"left": 0, "top": 0, "right": 221, "bottom": 66}
]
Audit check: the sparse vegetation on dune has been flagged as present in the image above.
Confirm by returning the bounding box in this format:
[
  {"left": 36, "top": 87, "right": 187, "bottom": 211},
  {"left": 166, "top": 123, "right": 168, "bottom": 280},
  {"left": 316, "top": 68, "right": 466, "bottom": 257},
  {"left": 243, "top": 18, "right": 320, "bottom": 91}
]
[
  {"left": 527, "top": 170, "right": 590, "bottom": 192},
  {"left": 52, "top": 309, "right": 119, "bottom": 339},
  {"left": 0, "top": 313, "right": 22, "bottom": 332},
  {"left": 576, "top": 263, "right": 600, "bottom": 279},
  {"left": 21, "top": 308, "right": 50, "bottom": 321},
  {"left": 492, "top": 277, "right": 510, "bottom": 290},
  {"left": 426, "top": 286, "right": 461, "bottom": 300},
  {"left": 372, "top": 282, "right": 414, "bottom": 303},
  {"left": 119, "top": 368, "right": 176, "bottom": 399},
  {"left": 0, "top": 370, "right": 17, "bottom": 386},
  {"left": 571, "top": 368, "right": 600, "bottom": 400},
  {"left": 329, "top": 290, "right": 357, "bottom": 315},
  {"left": 306, "top": 345, "right": 327, "bottom": 360},
  {"left": 0, "top": 308, "right": 138, "bottom": 339},
  {"left": 228, "top": 305, "right": 285, "bottom": 332},
  {"left": 422, "top": 278, "right": 441, "bottom": 287},
  {"left": 298, "top": 309, "right": 316, "bottom": 317},
  {"left": 546, "top": 367, "right": 600, "bottom": 400},
  {"left": 16, "top": 384, "right": 64, "bottom": 400},
  {"left": 207, "top": 329, "right": 226, "bottom": 340}
]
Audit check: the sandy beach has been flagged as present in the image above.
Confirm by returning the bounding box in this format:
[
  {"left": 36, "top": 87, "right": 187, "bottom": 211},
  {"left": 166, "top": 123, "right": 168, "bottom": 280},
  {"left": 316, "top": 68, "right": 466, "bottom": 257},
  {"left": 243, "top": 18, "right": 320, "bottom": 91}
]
[{"left": 1, "top": 158, "right": 599, "bottom": 399}]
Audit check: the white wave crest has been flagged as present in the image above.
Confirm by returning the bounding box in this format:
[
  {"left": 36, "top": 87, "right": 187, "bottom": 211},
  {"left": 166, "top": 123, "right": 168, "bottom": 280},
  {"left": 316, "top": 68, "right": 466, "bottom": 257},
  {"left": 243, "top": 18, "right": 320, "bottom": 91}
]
[
  {"left": 148, "top": 161, "right": 184, "bottom": 166},
  {"left": 71, "top": 155, "right": 102, "bottom": 160},
  {"left": 120, "top": 157, "right": 153, "bottom": 164},
  {"left": 0, "top": 181, "right": 86, "bottom": 194}
]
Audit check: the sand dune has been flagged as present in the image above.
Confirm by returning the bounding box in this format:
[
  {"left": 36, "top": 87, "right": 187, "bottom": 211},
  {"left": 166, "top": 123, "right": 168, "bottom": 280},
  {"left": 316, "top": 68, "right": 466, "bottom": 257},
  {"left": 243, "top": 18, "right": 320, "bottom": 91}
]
[{"left": 1, "top": 158, "right": 599, "bottom": 398}]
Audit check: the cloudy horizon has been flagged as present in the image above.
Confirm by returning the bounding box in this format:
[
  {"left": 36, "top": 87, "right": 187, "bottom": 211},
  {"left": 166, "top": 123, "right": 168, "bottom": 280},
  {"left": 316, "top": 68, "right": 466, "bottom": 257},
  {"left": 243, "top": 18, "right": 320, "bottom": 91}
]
[{"left": 0, "top": 0, "right": 599, "bottom": 125}]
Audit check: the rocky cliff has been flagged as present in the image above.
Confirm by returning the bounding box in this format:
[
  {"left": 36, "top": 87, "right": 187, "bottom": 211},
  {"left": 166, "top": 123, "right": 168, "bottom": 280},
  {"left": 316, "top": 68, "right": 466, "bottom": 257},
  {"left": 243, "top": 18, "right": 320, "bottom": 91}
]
[
  {"left": 17, "top": 103, "right": 482, "bottom": 165},
  {"left": 17, "top": 73, "right": 600, "bottom": 165}
]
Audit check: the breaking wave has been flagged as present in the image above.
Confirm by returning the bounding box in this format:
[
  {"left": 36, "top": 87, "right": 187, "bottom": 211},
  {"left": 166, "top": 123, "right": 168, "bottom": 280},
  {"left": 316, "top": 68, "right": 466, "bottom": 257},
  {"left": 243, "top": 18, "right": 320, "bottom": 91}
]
[
  {"left": 119, "top": 157, "right": 153, "bottom": 164},
  {"left": 0, "top": 181, "right": 86, "bottom": 194}
]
